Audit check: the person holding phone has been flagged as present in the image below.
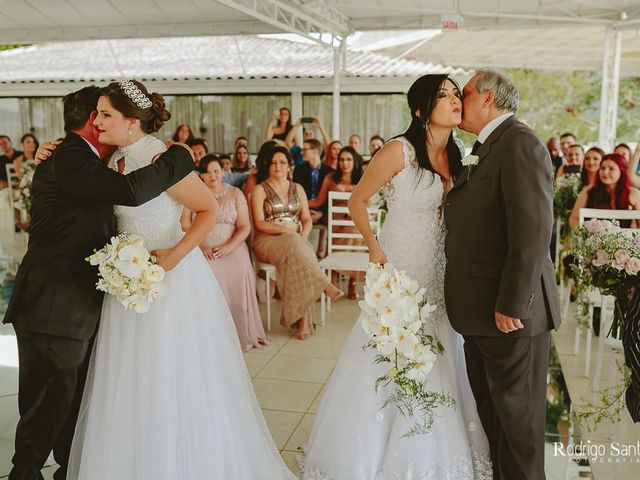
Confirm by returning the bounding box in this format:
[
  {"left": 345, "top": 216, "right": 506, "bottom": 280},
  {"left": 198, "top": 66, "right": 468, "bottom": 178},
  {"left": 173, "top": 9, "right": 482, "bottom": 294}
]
[{"left": 265, "top": 107, "right": 292, "bottom": 141}]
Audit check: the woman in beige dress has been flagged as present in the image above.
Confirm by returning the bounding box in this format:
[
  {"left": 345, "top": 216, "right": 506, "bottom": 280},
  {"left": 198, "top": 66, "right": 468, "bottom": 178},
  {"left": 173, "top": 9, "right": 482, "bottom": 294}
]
[{"left": 251, "top": 146, "right": 343, "bottom": 340}]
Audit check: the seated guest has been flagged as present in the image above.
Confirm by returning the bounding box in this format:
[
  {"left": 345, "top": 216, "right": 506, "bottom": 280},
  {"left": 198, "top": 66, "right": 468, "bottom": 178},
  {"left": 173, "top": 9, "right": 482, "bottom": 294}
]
[
  {"left": 368, "top": 135, "right": 384, "bottom": 157},
  {"left": 217, "top": 153, "right": 248, "bottom": 188},
  {"left": 546, "top": 136, "right": 562, "bottom": 174},
  {"left": 559, "top": 132, "right": 577, "bottom": 158},
  {"left": 265, "top": 107, "right": 292, "bottom": 141},
  {"left": 186, "top": 137, "right": 208, "bottom": 169},
  {"left": 250, "top": 147, "right": 343, "bottom": 340},
  {"left": 309, "top": 146, "right": 363, "bottom": 208},
  {"left": 233, "top": 144, "right": 251, "bottom": 172},
  {"left": 234, "top": 136, "right": 248, "bottom": 149},
  {"left": 243, "top": 140, "right": 277, "bottom": 198},
  {"left": 181, "top": 156, "right": 269, "bottom": 352},
  {"left": 309, "top": 146, "right": 364, "bottom": 298},
  {"left": 569, "top": 153, "right": 640, "bottom": 229},
  {"left": 171, "top": 123, "right": 194, "bottom": 143},
  {"left": 556, "top": 144, "right": 584, "bottom": 180},
  {"left": 614, "top": 143, "right": 632, "bottom": 162},
  {"left": 348, "top": 134, "right": 361, "bottom": 153},
  {"left": 0, "top": 135, "right": 23, "bottom": 188},
  {"left": 581, "top": 147, "right": 604, "bottom": 187},
  {"left": 285, "top": 117, "right": 332, "bottom": 167},
  {"left": 324, "top": 140, "right": 342, "bottom": 170},
  {"left": 293, "top": 138, "right": 333, "bottom": 203},
  {"left": 13, "top": 134, "right": 39, "bottom": 180}
]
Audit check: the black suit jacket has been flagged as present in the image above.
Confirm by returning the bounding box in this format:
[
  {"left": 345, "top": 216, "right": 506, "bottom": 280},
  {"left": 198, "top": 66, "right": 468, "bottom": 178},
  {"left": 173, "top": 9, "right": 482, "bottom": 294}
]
[
  {"left": 3, "top": 133, "right": 194, "bottom": 340},
  {"left": 444, "top": 116, "right": 561, "bottom": 337},
  {"left": 292, "top": 162, "right": 334, "bottom": 200}
]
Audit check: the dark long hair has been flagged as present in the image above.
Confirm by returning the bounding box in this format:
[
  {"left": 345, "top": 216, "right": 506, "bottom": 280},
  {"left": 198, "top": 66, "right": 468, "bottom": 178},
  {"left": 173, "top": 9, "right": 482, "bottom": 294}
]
[
  {"left": 257, "top": 146, "right": 292, "bottom": 184},
  {"left": 332, "top": 146, "right": 363, "bottom": 185},
  {"left": 587, "top": 153, "right": 631, "bottom": 209},
  {"left": 580, "top": 146, "right": 604, "bottom": 187},
  {"left": 171, "top": 123, "right": 194, "bottom": 142},
  {"left": 398, "top": 74, "right": 463, "bottom": 178}
]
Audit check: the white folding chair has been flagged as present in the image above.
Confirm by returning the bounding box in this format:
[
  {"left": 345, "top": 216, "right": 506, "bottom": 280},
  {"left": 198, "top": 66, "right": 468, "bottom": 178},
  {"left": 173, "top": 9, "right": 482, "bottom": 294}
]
[
  {"left": 318, "top": 191, "right": 381, "bottom": 325},
  {"left": 247, "top": 194, "right": 276, "bottom": 331},
  {"left": 576, "top": 208, "right": 640, "bottom": 382}
]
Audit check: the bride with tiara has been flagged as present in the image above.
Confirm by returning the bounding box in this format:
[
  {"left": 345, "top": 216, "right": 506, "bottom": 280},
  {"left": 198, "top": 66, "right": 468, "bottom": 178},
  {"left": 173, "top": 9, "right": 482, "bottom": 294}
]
[{"left": 66, "top": 80, "right": 295, "bottom": 479}]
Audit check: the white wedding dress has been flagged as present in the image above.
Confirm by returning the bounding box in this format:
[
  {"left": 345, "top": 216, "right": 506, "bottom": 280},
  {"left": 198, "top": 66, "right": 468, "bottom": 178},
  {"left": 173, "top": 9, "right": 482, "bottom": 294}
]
[
  {"left": 67, "top": 135, "right": 295, "bottom": 480},
  {"left": 302, "top": 137, "right": 492, "bottom": 479}
]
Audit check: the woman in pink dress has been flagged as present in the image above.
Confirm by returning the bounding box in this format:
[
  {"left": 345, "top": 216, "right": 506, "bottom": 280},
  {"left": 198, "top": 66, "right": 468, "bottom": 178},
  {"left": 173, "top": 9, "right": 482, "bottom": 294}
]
[{"left": 181, "top": 154, "right": 270, "bottom": 351}]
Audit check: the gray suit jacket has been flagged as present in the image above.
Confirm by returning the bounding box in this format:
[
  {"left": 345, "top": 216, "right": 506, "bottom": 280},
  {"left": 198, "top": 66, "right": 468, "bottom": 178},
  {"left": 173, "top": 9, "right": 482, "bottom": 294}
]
[{"left": 444, "top": 115, "right": 561, "bottom": 337}]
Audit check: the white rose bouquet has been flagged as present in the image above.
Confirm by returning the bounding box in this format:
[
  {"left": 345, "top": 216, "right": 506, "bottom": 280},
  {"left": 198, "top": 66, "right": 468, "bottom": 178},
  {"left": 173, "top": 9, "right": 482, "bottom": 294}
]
[
  {"left": 570, "top": 219, "right": 640, "bottom": 338},
  {"left": 86, "top": 233, "right": 167, "bottom": 314},
  {"left": 359, "top": 262, "right": 455, "bottom": 437}
]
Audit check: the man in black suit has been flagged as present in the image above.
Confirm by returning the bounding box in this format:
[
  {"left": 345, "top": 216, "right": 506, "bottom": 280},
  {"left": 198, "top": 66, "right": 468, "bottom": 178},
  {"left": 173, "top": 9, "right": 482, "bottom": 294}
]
[
  {"left": 444, "top": 70, "right": 561, "bottom": 480},
  {"left": 3, "top": 86, "right": 194, "bottom": 480}
]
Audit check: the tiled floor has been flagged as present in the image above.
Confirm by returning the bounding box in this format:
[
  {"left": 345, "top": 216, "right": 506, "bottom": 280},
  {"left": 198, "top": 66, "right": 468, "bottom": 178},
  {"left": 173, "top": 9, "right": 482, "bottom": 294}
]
[{"left": 0, "top": 217, "right": 638, "bottom": 479}]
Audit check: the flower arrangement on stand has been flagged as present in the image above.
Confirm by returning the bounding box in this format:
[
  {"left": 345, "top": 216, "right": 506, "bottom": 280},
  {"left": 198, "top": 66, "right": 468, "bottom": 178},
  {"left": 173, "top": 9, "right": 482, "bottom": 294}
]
[
  {"left": 569, "top": 219, "right": 640, "bottom": 339},
  {"left": 359, "top": 262, "right": 455, "bottom": 437},
  {"left": 570, "top": 218, "right": 640, "bottom": 428},
  {"left": 13, "top": 160, "right": 38, "bottom": 230},
  {"left": 553, "top": 174, "right": 582, "bottom": 286},
  {"left": 86, "top": 233, "right": 167, "bottom": 313}
]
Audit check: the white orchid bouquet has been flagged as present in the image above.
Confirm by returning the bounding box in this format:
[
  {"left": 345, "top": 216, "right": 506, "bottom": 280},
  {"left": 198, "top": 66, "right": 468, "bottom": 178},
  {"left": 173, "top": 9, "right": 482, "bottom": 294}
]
[
  {"left": 570, "top": 219, "right": 640, "bottom": 338},
  {"left": 86, "top": 233, "right": 167, "bottom": 314},
  {"left": 359, "top": 262, "right": 455, "bottom": 437}
]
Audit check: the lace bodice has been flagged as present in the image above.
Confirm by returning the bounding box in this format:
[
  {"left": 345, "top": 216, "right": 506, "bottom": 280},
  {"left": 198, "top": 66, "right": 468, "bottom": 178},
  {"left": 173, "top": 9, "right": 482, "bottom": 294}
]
[
  {"left": 378, "top": 137, "right": 447, "bottom": 307},
  {"left": 109, "top": 135, "right": 184, "bottom": 250}
]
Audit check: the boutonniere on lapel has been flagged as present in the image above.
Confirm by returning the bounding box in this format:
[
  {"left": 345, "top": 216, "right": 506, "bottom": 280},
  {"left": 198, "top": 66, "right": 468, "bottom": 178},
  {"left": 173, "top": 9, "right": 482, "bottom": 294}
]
[{"left": 461, "top": 154, "right": 479, "bottom": 180}]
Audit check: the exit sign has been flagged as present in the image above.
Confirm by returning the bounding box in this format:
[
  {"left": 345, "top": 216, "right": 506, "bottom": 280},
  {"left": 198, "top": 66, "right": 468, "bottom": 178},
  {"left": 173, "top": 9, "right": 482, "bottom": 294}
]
[{"left": 441, "top": 14, "right": 462, "bottom": 29}]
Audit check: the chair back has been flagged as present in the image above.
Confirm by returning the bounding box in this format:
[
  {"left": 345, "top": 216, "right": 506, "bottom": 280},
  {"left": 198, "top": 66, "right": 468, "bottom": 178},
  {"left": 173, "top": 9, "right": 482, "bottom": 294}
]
[
  {"left": 5, "top": 164, "right": 18, "bottom": 207},
  {"left": 578, "top": 208, "right": 640, "bottom": 231},
  {"left": 326, "top": 191, "right": 380, "bottom": 256}
]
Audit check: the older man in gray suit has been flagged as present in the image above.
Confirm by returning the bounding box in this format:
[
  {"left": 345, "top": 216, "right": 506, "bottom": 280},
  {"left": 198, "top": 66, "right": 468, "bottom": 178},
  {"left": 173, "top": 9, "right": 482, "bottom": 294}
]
[{"left": 444, "top": 69, "right": 561, "bottom": 480}]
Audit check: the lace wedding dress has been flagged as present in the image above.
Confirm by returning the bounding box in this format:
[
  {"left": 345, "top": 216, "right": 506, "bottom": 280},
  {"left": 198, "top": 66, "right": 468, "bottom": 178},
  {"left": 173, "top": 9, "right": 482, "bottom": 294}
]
[
  {"left": 67, "top": 135, "right": 295, "bottom": 480},
  {"left": 301, "top": 137, "right": 492, "bottom": 480}
]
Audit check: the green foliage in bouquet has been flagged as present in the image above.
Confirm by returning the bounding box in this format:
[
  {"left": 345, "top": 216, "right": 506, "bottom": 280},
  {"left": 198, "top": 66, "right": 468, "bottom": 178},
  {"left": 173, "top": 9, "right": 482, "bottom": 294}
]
[{"left": 575, "top": 361, "right": 632, "bottom": 431}]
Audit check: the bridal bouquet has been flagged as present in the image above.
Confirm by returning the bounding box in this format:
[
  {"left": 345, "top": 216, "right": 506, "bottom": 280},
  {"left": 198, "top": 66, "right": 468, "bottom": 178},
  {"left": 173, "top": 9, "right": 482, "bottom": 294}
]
[
  {"left": 570, "top": 219, "right": 640, "bottom": 338},
  {"left": 359, "top": 263, "right": 455, "bottom": 437},
  {"left": 86, "top": 233, "right": 167, "bottom": 314}
]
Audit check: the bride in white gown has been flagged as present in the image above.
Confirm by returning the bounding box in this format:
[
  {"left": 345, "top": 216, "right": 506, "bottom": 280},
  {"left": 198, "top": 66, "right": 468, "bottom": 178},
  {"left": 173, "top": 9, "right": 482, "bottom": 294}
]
[
  {"left": 67, "top": 80, "right": 295, "bottom": 480},
  {"left": 302, "top": 75, "right": 492, "bottom": 479}
]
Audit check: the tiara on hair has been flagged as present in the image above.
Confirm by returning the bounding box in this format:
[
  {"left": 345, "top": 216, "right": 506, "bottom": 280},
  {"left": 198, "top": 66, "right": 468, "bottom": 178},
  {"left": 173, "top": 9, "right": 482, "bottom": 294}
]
[{"left": 118, "top": 80, "right": 153, "bottom": 109}]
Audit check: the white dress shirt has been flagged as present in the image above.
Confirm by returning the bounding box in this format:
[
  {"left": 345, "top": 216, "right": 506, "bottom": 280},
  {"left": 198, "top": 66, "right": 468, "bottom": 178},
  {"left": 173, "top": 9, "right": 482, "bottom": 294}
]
[{"left": 477, "top": 112, "right": 514, "bottom": 144}]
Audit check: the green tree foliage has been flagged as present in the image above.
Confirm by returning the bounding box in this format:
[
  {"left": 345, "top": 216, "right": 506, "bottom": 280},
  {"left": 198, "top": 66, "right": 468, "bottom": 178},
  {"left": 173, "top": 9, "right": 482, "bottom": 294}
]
[{"left": 507, "top": 69, "right": 640, "bottom": 144}]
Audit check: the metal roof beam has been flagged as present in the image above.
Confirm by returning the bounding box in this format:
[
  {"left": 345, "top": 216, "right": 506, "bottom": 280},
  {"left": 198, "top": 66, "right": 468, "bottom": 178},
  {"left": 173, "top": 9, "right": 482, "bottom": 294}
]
[{"left": 212, "top": 0, "right": 349, "bottom": 46}]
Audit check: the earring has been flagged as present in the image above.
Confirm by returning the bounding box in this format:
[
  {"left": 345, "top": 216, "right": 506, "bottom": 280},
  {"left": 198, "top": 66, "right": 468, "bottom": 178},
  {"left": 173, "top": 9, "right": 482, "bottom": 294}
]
[{"left": 128, "top": 128, "right": 133, "bottom": 136}]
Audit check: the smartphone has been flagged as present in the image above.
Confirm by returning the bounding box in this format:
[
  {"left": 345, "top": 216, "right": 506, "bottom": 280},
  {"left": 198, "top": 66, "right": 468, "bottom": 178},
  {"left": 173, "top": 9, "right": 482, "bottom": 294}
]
[
  {"left": 301, "top": 117, "right": 314, "bottom": 124},
  {"left": 564, "top": 165, "right": 581, "bottom": 174}
]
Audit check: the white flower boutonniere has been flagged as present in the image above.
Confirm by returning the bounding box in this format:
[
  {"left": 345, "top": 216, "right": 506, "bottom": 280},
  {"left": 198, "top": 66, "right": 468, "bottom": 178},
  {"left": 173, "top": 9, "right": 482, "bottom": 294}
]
[
  {"left": 461, "top": 154, "right": 480, "bottom": 179},
  {"left": 461, "top": 154, "right": 479, "bottom": 167}
]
